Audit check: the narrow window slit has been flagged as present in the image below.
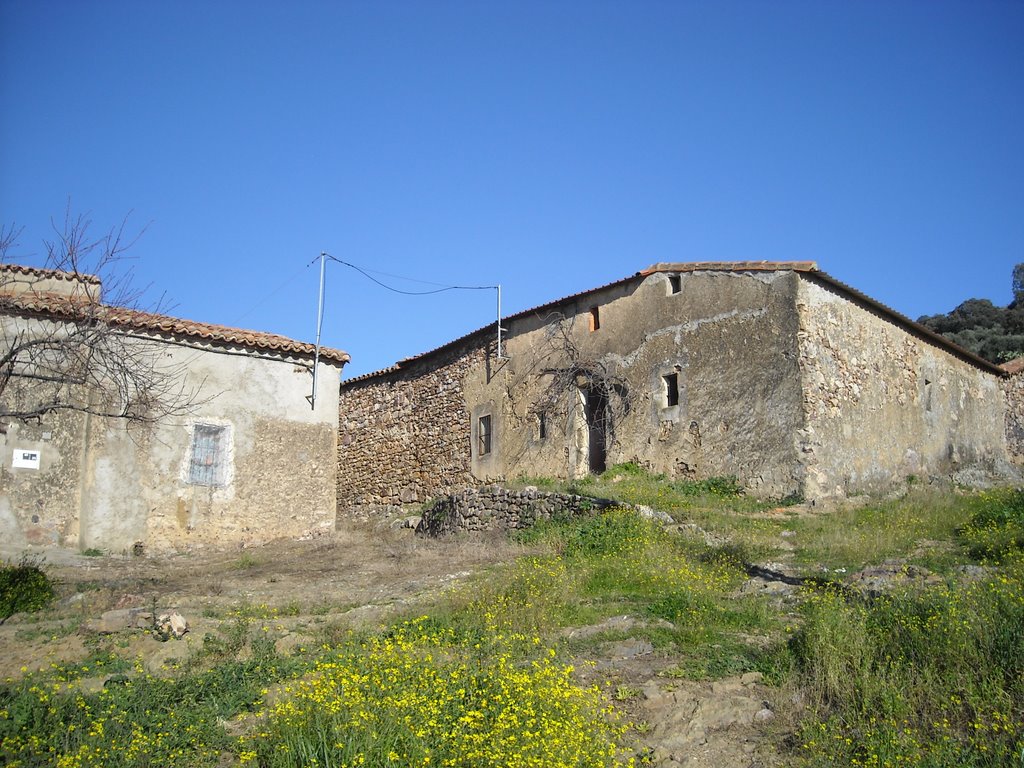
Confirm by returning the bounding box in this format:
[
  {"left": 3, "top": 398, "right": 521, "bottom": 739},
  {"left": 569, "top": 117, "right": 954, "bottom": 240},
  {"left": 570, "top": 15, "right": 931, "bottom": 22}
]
[{"left": 664, "top": 373, "right": 679, "bottom": 407}]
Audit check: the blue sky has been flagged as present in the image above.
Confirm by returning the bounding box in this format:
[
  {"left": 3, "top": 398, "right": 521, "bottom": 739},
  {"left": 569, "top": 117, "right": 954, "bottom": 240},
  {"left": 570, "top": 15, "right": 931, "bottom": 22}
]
[{"left": 2, "top": 0, "right": 1022, "bottom": 378}]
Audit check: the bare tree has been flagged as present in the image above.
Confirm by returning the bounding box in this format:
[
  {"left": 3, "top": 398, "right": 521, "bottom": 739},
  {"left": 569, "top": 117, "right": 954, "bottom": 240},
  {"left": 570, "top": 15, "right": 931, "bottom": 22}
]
[
  {"left": 530, "top": 314, "right": 633, "bottom": 443},
  {"left": 0, "top": 207, "right": 201, "bottom": 426}
]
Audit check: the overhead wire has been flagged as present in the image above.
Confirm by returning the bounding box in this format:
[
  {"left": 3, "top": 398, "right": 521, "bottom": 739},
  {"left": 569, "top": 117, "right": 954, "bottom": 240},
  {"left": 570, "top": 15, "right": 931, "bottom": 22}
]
[{"left": 323, "top": 254, "right": 496, "bottom": 295}]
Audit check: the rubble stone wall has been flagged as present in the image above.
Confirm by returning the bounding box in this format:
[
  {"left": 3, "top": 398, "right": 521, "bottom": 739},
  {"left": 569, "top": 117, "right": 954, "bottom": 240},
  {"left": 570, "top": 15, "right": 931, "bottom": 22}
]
[
  {"left": 416, "top": 485, "right": 619, "bottom": 536},
  {"left": 337, "top": 344, "right": 488, "bottom": 517},
  {"left": 1000, "top": 372, "right": 1024, "bottom": 465}
]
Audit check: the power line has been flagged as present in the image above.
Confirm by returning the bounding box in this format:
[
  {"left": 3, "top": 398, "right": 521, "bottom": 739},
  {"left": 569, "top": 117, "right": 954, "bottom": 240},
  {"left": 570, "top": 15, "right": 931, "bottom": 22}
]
[{"left": 323, "top": 254, "right": 496, "bottom": 295}]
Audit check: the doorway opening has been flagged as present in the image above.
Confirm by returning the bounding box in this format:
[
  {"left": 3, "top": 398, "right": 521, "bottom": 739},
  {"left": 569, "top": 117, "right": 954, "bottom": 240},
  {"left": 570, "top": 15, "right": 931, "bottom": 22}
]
[{"left": 584, "top": 387, "right": 608, "bottom": 474}]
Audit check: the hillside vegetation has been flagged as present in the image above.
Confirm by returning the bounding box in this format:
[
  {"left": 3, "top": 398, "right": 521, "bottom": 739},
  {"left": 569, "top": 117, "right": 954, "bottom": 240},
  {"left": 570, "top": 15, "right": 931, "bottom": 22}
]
[
  {"left": 918, "top": 263, "right": 1024, "bottom": 363},
  {"left": 1, "top": 467, "right": 1022, "bottom": 767}
]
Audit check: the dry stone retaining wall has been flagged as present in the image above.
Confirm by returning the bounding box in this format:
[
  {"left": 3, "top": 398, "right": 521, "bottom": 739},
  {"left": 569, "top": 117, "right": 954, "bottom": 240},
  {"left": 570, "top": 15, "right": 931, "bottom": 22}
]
[{"left": 416, "top": 485, "right": 620, "bottom": 536}]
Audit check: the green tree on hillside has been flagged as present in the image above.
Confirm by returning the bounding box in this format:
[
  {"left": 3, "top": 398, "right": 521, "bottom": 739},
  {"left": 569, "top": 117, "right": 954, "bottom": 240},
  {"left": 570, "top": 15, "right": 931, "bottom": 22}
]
[{"left": 917, "top": 264, "right": 1024, "bottom": 363}]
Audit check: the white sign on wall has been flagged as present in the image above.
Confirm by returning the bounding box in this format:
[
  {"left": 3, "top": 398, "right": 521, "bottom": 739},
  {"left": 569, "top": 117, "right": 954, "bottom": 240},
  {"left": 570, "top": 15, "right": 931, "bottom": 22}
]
[{"left": 12, "top": 449, "right": 40, "bottom": 470}]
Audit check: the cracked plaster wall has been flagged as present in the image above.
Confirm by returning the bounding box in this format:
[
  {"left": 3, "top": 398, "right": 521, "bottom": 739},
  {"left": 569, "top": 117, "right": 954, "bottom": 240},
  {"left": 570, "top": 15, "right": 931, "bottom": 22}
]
[
  {"left": 1, "top": 318, "right": 341, "bottom": 553},
  {"left": 337, "top": 270, "right": 808, "bottom": 518},
  {"left": 795, "top": 276, "right": 1009, "bottom": 498}
]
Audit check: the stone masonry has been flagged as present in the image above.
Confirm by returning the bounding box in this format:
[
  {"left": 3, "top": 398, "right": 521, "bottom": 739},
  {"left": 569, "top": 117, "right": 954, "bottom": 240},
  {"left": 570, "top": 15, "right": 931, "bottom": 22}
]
[
  {"left": 416, "top": 485, "right": 619, "bottom": 536},
  {"left": 337, "top": 344, "right": 487, "bottom": 516}
]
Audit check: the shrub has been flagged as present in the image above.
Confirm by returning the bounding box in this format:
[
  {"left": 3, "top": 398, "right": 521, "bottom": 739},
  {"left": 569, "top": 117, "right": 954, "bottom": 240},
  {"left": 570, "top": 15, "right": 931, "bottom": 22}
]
[
  {"left": 0, "top": 556, "right": 55, "bottom": 624},
  {"left": 672, "top": 475, "right": 743, "bottom": 498}
]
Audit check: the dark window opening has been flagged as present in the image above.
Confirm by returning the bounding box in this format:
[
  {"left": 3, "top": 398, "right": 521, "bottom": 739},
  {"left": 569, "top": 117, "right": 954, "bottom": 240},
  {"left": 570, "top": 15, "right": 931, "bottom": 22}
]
[
  {"left": 668, "top": 274, "right": 682, "bottom": 294},
  {"left": 664, "top": 373, "right": 679, "bottom": 407},
  {"left": 538, "top": 412, "right": 547, "bottom": 440},
  {"left": 589, "top": 306, "right": 601, "bottom": 331},
  {"left": 478, "top": 415, "right": 492, "bottom": 456}
]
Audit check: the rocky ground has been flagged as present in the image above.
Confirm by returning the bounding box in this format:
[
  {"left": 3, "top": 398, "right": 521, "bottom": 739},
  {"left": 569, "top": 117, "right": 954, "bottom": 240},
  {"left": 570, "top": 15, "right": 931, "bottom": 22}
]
[{"left": 1, "top": 521, "right": 805, "bottom": 767}]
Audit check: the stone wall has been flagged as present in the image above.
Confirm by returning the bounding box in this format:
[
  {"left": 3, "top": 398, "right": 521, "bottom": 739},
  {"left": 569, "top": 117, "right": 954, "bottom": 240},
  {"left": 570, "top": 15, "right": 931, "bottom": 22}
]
[
  {"left": 416, "top": 485, "right": 620, "bottom": 536},
  {"left": 795, "top": 275, "right": 1011, "bottom": 497},
  {"left": 337, "top": 343, "right": 488, "bottom": 516},
  {"left": 337, "top": 271, "right": 808, "bottom": 519},
  {"left": 1000, "top": 370, "right": 1024, "bottom": 464}
]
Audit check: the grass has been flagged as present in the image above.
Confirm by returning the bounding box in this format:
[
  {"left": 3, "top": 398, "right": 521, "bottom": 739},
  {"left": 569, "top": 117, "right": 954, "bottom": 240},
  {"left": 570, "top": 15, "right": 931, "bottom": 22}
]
[
  {"left": 791, "top": 562, "right": 1024, "bottom": 766},
  {"left": 230, "top": 552, "right": 261, "bottom": 570},
  {"left": 789, "top": 487, "right": 1024, "bottom": 767},
  {"left": 790, "top": 490, "right": 976, "bottom": 572},
  {"left": 1, "top": 467, "right": 1022, "bottom": 766}
]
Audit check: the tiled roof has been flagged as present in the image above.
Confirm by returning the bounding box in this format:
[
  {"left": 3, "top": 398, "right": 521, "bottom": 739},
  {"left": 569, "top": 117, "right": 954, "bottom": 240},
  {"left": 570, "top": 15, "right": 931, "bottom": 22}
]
[
  {"left": 640, "top": 260, "right": 820, "bottom": 274},
  {"left": 341, "top": 260, "right": 1003, "bottom": 385},
  {"left": 0, "top": 286, "right": 350, "bottom": 365},
  {"left": 0, "top": 262, "right": 102, "bottom": 284},
  {"left": 1000, "top": 357, "right": 1024, "bottom": 376}
]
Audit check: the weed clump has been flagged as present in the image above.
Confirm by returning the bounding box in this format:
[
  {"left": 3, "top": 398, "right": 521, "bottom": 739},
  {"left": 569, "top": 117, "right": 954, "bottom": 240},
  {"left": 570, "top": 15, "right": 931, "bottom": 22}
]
[
  {"left": 792, "top": 561, "right": 1024, "bottom": 766},
  {"left": 959, "top": 487, "right": 1024, "bottom": 562},
  {"left": 0, "top": 556, "right": 55, "bottom": 624}
]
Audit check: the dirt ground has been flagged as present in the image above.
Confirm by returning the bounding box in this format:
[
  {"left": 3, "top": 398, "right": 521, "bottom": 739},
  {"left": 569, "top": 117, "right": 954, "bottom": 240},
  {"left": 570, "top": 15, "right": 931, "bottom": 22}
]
[{"left": 1, "top": 524, "right": 784, "bottom": 768}]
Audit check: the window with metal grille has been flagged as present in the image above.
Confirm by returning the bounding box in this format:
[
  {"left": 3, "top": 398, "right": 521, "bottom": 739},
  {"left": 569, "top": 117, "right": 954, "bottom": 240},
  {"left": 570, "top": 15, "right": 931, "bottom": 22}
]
[
  {"left": 187, "top": 424, "right": 229, "bottom": 486},
  {"left": 478, "top": 415, "right": 492, "bottom": 456}
]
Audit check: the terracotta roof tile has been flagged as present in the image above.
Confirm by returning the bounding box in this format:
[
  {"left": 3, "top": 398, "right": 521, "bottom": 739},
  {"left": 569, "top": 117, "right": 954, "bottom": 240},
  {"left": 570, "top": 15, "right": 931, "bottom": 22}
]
[
  {"left": 0, "top": 262, "right": 101, "bottom": 284},
  {"left": 0, "top": 289, "right": 349, "bottom": 365},
  {"left": 1000, "top": 357, "right": 1024, "bottom": 375}
]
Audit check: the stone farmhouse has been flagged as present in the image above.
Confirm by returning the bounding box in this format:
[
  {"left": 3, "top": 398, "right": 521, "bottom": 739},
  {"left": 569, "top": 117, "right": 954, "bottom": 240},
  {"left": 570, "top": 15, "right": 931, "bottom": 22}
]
[
  {"left": 337, "top": 262, "right": 1013, "bottom": 518},
  {"left": 0, "top": 264, "right": 348, "bottom": 553}
]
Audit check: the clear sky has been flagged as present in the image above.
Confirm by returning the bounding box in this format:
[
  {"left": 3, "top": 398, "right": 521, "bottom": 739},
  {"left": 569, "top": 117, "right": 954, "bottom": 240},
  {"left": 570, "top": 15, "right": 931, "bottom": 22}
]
[{"left": 2, "top": 0, "right": 1022, "bottom": 378}]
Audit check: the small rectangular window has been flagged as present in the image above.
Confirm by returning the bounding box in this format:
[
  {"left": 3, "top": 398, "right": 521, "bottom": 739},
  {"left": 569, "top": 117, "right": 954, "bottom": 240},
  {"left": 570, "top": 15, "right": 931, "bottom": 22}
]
[
  {"left": 663, "top": 373, "right": 679, "bottom": 407},
  {"left": 668, "top": 274, "right": 682, "bottom": 294},
  {"left": 478, "top": 415, "right": 492, "bottom": 456},
  {"left": 589, "top": 306, "right": 601, "bottom": 331},
  {"left": 188, "top": 424, "right": 229, "bottom": 486},
  {"left": 537, "top": 412, "right": 547, "bottom": 440}
]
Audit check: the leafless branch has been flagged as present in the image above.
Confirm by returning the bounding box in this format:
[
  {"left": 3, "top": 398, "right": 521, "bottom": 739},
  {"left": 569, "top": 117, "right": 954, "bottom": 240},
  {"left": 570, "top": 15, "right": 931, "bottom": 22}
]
[{"left": 0, "top": 207, "right": 203, "bottom": 428}]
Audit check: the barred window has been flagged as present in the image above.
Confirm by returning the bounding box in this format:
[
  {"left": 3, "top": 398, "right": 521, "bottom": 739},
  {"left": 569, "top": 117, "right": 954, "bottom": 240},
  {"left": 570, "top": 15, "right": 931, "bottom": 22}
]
[{"left": 187, "top": 424, "right": 229, "bottom": 487}]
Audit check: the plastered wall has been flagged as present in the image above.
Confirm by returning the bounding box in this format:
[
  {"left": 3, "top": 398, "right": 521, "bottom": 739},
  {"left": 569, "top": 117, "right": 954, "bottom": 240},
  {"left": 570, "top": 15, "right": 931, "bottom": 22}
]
[
  {"left": 337, "top": 270, "right": 809, "bottom": 517},
  {"left": 1, "top": 324, "right": 342, "bottom": 553},
  {"left": 795, "top": 276, "right": 1010, "bottom": 497}
]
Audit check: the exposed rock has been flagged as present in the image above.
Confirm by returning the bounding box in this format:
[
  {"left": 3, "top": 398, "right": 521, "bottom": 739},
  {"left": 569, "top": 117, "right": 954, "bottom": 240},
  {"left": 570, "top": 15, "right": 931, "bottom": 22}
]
[
  {"left": 153, "top": 612, "right": 188, "bottom": 641},
  {"left": 850, "top": 560, "right": 944, "bottom": 595},
  {"left": 87, "top": 608, "right": 155, "bottom": 634},
  {"left": 602, "top": 638, "right": 654, "bottom": 659},
  {"left": 637, "top": 504, "right": 674, "bottom": 524}
]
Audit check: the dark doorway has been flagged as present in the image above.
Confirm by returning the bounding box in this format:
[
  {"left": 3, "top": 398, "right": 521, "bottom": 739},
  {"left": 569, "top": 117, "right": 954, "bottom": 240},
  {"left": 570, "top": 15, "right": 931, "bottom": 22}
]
[{"left": 584, "top": 387, "right": 608, "bottom": 474}]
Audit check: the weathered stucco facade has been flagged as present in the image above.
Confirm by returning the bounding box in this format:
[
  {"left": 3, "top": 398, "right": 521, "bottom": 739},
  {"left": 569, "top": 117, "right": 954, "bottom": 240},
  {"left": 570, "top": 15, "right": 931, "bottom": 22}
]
[
  {"left": 795, "top": 275, "right": 1009, "bottom": 497},
  {"left": 338, "top": 262, "right": 1012, "bottom": 518},
  {"left": 1, "top": 264, "right": 348, "bottom": 553}
]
